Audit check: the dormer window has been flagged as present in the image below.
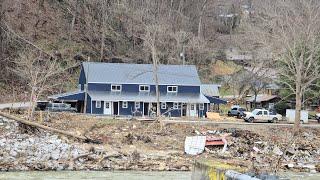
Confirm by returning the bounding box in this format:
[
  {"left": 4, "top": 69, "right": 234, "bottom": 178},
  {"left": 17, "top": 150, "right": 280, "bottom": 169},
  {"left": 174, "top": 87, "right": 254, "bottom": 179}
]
[
  {"left": 139, "top": 85, "right": 150, "bottom": 92},
  {"left": 167, "top": 86, "right": 178, "bottom": 93},
  {"left": 111, "top": 84, "right": 121, "bottom": 92}
]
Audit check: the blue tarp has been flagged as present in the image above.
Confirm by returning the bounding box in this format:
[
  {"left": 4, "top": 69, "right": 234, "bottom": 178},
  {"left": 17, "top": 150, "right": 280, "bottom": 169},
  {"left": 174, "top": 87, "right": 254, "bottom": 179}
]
[{"left": 205, "top": 96, "right": 227, "bottom": 104}]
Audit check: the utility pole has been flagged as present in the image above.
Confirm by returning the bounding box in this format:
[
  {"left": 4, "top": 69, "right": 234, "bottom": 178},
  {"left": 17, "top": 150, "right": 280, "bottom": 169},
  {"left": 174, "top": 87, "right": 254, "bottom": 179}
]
[
  {"left": 180, "top": 45, "right": 185, "bottom": 65},
  {"left": 83, "top": 57, "right": 90, "bottom": 113}
]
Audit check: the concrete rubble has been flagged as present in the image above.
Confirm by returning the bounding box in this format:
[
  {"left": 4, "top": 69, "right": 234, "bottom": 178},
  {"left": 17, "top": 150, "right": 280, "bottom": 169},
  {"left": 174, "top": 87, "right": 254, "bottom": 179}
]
[{"left": 0, "top": 116, "right": 191, "bottom": 171}]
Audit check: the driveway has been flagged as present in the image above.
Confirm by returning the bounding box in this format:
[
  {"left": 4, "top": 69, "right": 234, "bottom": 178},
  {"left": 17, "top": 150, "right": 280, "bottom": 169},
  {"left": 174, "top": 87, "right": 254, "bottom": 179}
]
[{"left": 0, "top": 102, "right": 31, "bottom": 110}]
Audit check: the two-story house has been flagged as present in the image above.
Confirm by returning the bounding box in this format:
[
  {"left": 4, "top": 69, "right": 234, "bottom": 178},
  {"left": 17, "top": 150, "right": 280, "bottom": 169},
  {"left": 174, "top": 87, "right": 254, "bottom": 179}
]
[{"left": 49, "top": 62, "right": 211, "bottom": 117}]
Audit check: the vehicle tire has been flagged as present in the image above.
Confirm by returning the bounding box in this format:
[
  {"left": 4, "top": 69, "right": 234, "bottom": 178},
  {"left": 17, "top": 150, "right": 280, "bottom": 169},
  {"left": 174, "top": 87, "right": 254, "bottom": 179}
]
[
  {"left": 269, "top": 117, "right": 277, "bottom": 123},
  {"left": 237, "top": 113, "right": 241, "bottom": 119},
  {"left": 248, "top": 117, "right": 254, "bottom": 123},
  {"left": 227, "top": 112, "right": 231, "bottom": 116}
]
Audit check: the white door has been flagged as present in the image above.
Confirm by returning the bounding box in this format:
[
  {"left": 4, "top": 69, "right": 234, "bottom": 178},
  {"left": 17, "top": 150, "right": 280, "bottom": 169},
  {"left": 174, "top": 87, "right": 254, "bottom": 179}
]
[
  {"left": 188, "top": 104, "right": 197, "bottom": 117},
  {"left": 104, "top": 101, "right": 112, "bottom": 115},
  {"left": 255, "top": 110, "right": 263, "bottom": 121}
]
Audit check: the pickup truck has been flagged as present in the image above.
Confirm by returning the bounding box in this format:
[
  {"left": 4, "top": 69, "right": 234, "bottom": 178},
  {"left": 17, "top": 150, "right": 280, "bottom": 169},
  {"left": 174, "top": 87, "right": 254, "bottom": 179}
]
[{"left": 243, "top": 109, "right": 282, "bottom": 123}]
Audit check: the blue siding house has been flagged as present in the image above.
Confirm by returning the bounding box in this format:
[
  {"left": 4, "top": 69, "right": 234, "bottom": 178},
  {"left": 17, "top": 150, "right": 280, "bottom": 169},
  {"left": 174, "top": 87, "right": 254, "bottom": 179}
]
[{"left": 49, "top": 62, "right": 214, "bottom": 117}]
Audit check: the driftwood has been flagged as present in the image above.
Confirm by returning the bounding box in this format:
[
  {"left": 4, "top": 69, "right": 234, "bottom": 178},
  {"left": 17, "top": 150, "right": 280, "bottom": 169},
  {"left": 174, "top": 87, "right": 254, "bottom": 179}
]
[{"left": 0, "top": 112, "right": 101, "bottom": 144}]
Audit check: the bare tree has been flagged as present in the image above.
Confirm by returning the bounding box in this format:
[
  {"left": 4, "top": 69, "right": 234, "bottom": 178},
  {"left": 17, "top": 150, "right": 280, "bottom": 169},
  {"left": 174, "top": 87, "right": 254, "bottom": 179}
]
[
  {"left": 248, "top": 0, "right": 320, "bottom": 131},
  {"left": 11, "top": 49, "right": 76, "bottom": 119}
]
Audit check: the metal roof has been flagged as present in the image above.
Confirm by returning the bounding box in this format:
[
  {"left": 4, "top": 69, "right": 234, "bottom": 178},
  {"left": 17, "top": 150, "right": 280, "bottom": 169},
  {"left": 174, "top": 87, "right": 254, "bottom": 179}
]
[
  {"left": 82, "top": 62, "right": 201, "bottom": 85},
  {"left": 88, "top": 91, "right": 209, "bottom": 103},
  {"left": 246, "top": 94, "right": 279, "bottom": 103},
  {"left": 200, "top": 84, "right": 221, "bottom": 97},
  {"left": 48, "top": 91, "right": 83, "bottom": 99}
]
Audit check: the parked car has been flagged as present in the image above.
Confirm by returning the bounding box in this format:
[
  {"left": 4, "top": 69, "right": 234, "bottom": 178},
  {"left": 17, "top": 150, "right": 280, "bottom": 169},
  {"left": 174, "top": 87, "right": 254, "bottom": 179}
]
[
  {"left": 227, "top": 106, "right": 246, "bottom": 118},
  {"left": 315, "top": 113, "right": 320, "bottom": 123},
  {"left": 243, "top": 109, "right": 282, "bottom": 123},
  {"left": 45, "top": 103, "right": 77, "bottom": 112},
  {"left": 35, "top": 101, "right": 49, "bottom": 111}
]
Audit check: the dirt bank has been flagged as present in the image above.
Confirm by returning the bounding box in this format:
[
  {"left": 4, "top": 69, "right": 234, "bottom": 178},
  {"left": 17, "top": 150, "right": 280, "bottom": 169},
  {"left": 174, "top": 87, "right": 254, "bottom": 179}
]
[{"left": 0, "top": 111, "right": 319, "bottom": 173}]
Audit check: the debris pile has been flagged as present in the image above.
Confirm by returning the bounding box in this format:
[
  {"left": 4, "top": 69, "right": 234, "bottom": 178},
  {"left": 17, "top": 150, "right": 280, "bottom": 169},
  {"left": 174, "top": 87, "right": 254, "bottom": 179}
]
[
  {"left": 1, "top": 111, "right": 319, "bottom": 173},
  {"left": 0, "top": 116, "right": 191, "bottom": 171},
  {"left": 188, "top": 129, "right": 320, "bottom": 173}
]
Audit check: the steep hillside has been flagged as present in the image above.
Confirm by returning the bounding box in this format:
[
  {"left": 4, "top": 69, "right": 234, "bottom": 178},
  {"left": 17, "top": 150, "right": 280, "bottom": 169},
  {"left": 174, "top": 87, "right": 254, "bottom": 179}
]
[{"left": 0, "top": 0, "right": 251, "bottom": 102}]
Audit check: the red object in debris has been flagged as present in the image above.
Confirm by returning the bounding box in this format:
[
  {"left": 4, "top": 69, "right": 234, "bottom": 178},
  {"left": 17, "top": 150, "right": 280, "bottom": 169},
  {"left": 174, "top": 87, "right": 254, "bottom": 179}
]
[
  {"left": 205, "top": 136, "right": 225, "bottom": 146},
  {"left": 206, "top": 140, "right": 225, "bottom": 146}
]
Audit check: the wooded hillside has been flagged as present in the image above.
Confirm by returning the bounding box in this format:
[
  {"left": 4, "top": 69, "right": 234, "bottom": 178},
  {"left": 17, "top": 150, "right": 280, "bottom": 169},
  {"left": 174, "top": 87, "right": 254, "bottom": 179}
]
[{"left": 1, "top": 0, "right": 251, "bottom": 102}]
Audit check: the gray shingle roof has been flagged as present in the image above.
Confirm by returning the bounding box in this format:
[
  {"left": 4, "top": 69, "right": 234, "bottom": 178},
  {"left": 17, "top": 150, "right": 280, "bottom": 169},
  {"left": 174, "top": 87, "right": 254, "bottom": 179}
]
[
  {"left": 200, "top": 84, "right": 221, "bottom": 97},
  {"left": 82, "top": 62, "right": 201, "bottom": 85}
]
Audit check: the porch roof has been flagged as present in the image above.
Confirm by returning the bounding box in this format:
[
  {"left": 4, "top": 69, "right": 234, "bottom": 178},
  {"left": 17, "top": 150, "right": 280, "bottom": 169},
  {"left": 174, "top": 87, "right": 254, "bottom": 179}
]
[
  {"left": 48, "top": 91, "right": 85, "bottom": 100},
  {"left": 88, "top": 91, "right": 209, "bottom": 103}
]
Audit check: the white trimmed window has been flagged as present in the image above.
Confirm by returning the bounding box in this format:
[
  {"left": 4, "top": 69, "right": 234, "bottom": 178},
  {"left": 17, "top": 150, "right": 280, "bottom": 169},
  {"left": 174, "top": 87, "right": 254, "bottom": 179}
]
[
  {"left": 191, "top": 104, "right": 195, "bottom": 110},
  {"left": 167, "top": 86, "right": 178, "bottom": 93},
  {"left": 161, "top": 102, "right": 167, "bottom": 109},
  {"left": 135, "top": 102, "right": 140, "bottom": 109},
  {"left": 96, "top": 101, "right": 101, "bottom": 108},
  {"left": 139, "top": 85, "right": 150, "bottom": 92},
  {"left": 122, "top": 101, "right": 128, "bottom": 108},
  {"left": 111, "top": 84, "right": 122, "bottom": 92},
  {"left": 199, "top": 103, "right": 204, "bottom": 110},
  {"left": 173, "top": 102, "right": 179, "bottom": 109}
]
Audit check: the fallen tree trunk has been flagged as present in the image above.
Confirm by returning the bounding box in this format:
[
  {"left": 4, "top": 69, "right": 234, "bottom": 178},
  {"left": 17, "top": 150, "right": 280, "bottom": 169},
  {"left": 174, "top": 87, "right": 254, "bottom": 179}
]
[{"left": 0, "top": 111, "right": 101, "bottom": 144}]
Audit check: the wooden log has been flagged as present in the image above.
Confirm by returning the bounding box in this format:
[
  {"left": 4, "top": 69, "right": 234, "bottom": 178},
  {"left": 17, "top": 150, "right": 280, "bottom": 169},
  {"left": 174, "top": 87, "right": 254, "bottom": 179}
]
[{"left": 0, "top": 111, "right": 101, "bottom": 144}]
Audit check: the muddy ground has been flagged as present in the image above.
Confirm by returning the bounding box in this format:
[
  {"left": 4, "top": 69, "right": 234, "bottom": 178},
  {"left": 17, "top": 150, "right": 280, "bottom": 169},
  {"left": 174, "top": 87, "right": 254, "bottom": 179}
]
[{"left": 0, "top": 110, "right": 319, "bottom": 173}]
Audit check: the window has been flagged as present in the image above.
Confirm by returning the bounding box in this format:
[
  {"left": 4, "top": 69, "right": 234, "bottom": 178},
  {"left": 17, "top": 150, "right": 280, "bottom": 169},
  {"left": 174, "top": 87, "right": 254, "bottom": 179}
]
[
  {"left": 135, "top": 102, "right": 140, "bottom": 109},
  {"left": 231, "top": 108, "right": 237, "bottom": 110},
  {"left": 199, "top": 103, "right": 204, "bottom": 110},
  {"left": 167, "top": 86, "right": 178, "bottom": 93},
  {"left": 139, "top": 85, "right": 150, "bottom": 92},
  {"left": 256, "top": 111, "right": 262, "bottom": 115},
  {"left": 96, "top": 101, "right": 101, "bottom": 108},
  {"left": 105, "top": 102, "right": 110, "bottom": 108},
  {"left": 173, "top": 102, "right": 179, "bottom": 109},
  {"left": 111, "top": 84, "right": 121, "bottom": 92},
  {"left": 122, "top": 101, "right": 128, "bottom": 108},
  {"left": 263, "top": 111, "right": 268, "bottom": 115},
  {"left": 191, "top": 104, "right": 195, "bottom": 110},
  {"left": 161, "top": 102, "right": 167, "bottom": 109},
  {"left": 270, "top": 110, "right": 276, "bottom": 115}
]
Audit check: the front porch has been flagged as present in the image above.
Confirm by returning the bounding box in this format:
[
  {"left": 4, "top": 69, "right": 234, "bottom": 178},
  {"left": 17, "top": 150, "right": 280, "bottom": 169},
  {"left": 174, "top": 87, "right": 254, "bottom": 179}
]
[{"left": 91, "top": 100, "right": 209, "bottom": 118}]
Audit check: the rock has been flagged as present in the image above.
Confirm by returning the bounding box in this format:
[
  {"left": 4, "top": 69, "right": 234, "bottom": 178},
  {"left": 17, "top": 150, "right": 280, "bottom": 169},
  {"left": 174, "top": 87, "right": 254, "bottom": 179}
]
[
  {"left": 180, "top": 166, "right": 188, "bottom": 171},
  {"left": 287, "top": 163, "right": 294, "bottom": 168},
  {"left": 9, "top": 150, "right": 17, "bottom": 157},
  {"left": 310, "top": 169, "right": 317, "bottom": 173},
  {"left": 273, "top": 146, "right": 283, "bottom": 156},
  {"left": 50, "top": 150, "right": 61, "bottom": 160},
  {"left": 158, "top": 162, "right": 166, "bottom": 171},
  {"left": 316, "top": 164, "right": 320, "bottom": 172},
  {"left": 253, "top": 146, "right": 261, "bottom": 153},
  {"left": 286, "top": 147, "right": 296, "bottom": 155},
  {"left": 303, "top": 164, "right": 315, "bottom": 170}
]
